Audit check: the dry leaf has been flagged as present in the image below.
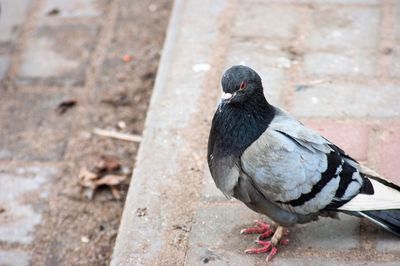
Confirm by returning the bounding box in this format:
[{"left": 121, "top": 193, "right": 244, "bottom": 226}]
[
  {"left": 110, "top": 186, "right": 121, "bottom": 200},
  {"left": 56, "top": 99, "right": 77, "bottom": 115},
  {"left": 79, "top": 167, "right": 98, "bottom": 188},
  {"left": 93, "top": 155, "right": 120, "bottom": 174},
  {"left": 47, "top": 8, "right": 60, "bottom": 16},
  {"left": 78, "top": 167, "right": 126, "bottom": 200},
  {"left": 94, "top": 174, "right": 126, "bottom": 186}
]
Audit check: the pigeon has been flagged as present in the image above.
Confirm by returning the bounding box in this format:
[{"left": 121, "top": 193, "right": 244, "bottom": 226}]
[{"left": 207, "top": 65, "right": 400, "bottom": 261}]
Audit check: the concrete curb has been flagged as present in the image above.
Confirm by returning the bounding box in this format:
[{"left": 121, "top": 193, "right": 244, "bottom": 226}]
[
  {"left": 110, "top": 0, "right": 231, "bottom": 264},
  {"left": 110, "top": 0, "right": 185, "bottom": 264}
]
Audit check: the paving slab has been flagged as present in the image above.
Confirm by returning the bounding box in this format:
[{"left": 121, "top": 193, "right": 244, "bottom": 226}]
[
  {"left": 17, "top": 24, "right": 99, "bottom": 86},
  {"left": 185, "top": 204, "right": 260, "bottom": 266},
  {"left": 0, "top": 250, "right": 31, "bottom": 266},
  {"left": 0, "top": 166, "right": 58, "bottom": 244},
  {"left": 292, "top": 83, "right": 400, "bottom": 118},
  {"left": 0, "top": 0, "right": 32, "bottom": 44},
  {"left": 292, "top": 214, "right": 360, "bottom": 250},
  {"left": 307, "top": 6, "right": 380, "bottom": 50},
  {"left": 303, "top": 120, "right": 370, "bottom": 161},
  {"left": 304, "top": 51, "right": 376, "bottom": 77},
  {"left": 0, "top": 90, "right": 75, "bottom": 161},
  {"left": 232, "top": 4, "right": 301, "bottom": 40}
]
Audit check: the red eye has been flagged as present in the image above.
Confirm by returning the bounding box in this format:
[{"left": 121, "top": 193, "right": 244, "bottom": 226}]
[{"left": 239, "top": 81, "right": 247, "bottom": 90}]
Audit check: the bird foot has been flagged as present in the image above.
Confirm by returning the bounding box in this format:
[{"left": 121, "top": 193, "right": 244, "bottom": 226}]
[
  {"left": 241, "top": 222, "right": 289, "bottom": 262},
  {"left": 240, "top": 220, "right": 274, "bottom": 239}
]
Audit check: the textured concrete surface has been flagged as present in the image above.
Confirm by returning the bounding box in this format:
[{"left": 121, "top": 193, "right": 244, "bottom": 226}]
[
  {"left": 17, "top": 24, "right": 99, "bottom": 86},
  {"left": 0, "top": 165, "right": 58, "bottom": 264},
  {"left": 0, "top": 0, "right": 32, "bottom": 44},
  {"left": 0, "top": 250, "right": 31, "bottom": 266},
  {"left": 0, "top": 166, "right": 57, "bottom": 244},
  {"left": 111, "top": 0, "right": 229, "bottom": 264},
  {"left": 112, "top": 0, "right": 400, "bottom": 265},
  {"left": 292, "top": 83, "right": 400, "bottom": 118},
  {"left": 0, "top": 90, "right": 74, "bottom": 161}
]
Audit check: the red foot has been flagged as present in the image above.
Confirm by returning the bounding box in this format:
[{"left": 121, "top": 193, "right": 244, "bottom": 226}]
[
  {"left": 266, "top": 246, "right": 278, "bottom": 262},
  {"left": 240, "top": 220, "right": 274, "bottom": 238},
  {"left": 244, "top": 240, "right": 281, "bottom": 261},
  {"left": 240, "top": 221, "right": 290, "bottom": 262},
  {"left": 244, "top": 240, "right": 271, "bottom": 254}
]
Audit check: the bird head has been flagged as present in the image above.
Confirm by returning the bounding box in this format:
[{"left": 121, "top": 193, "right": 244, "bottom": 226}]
[{"left": 220, "top": 65, "right": 263, "bottom": 105}]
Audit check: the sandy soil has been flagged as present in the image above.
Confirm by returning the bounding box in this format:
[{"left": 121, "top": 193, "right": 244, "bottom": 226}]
[{"left": 22, "top": 1, "right": 173, "bottom": 265}]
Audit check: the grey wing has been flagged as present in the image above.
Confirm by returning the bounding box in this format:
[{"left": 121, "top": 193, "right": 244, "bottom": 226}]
[{"left": 240, "top": 107, "right": 364, "bottom": 215}]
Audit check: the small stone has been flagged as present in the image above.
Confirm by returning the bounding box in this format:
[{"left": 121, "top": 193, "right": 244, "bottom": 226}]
[
  {"left": 121, "top": 166, "right": 132, "bottom": 176},
  {"left": 117, "top": 121, "right": 126, "bottom": 129},
  {"left": 81, "top": 236, "right": 90, "bottom": 243},
  {"left": 276, "top": 57, "right": 291, "bottom": 68},
  {"left": 192, "top": 63, "right": 210, "bottom": 72},
  {"left": 122, "top": 54, "right": 133, "bottom": 62}
]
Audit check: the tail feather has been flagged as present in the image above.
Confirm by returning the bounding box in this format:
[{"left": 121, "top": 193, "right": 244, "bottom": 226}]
[
  {"left": 338, "top": 177, "right": 400, "bottom": 211},
  {"left": 333, "top": 165, "right": 400, "bottom": 236},
  {"left": 359, "top": 210, "right": 400, "bottom": 236}
]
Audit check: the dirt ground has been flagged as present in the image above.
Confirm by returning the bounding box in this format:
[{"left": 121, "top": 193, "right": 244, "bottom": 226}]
[{"left": 4, "top": 1, "right": 173, "bottom": 265}]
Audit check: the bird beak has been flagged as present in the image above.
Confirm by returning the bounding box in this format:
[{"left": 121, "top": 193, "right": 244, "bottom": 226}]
[{"left": 221, "top": 92, "right": 233, "bottom": 100}]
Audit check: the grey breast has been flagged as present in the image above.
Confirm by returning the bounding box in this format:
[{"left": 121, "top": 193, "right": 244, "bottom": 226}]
[{"left": 240, "top": 108, "right": 341, "bottom": 215}]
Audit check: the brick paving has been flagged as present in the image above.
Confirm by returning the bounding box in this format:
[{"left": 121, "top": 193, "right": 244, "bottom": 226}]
[
  {"left": 112, "top": 0, "right": 400, "bottom": 265},
  {"left": 192, "top": 0, "right": 400, "bottom": 264}
]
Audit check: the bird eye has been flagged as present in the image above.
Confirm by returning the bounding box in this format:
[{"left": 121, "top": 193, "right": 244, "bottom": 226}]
[{"left": 239, "top": 81, "right": 247, "bottom": 90}]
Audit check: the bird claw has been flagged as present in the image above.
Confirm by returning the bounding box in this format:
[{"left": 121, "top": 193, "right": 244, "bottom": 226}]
[
  {"left": 266, "top": 247, "right": 278, "bottom": 262},
  {"left": 240, "top": 222, "right": 288, "bottom": 262},
  {"left": 240, "top": 220, "right": 273, "bottom": 235},
  {"left": 244, "top": 240, "right": 280, "bottom": 261},
  {"left": 257, "top": 229, "right": 274, "bottom": 240},
  {"left": 244, "top": 240, "right": 271, "bottom": 254}
]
